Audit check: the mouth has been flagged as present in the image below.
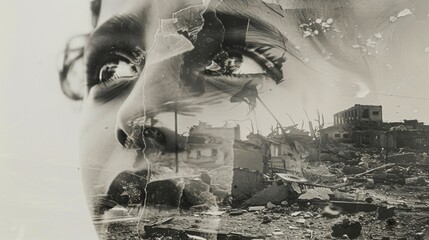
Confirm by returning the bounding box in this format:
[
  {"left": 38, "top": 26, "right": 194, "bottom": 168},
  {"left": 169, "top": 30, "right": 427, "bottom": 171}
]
[
  {"left": 94, "top": 170, "right": 201, "bottom": 218},
  {"left": 94, "top": 127, "right": 188, "bottom": 216},
  {"left": 95, "top": 168, "right": 220, "bottom": 219},
  {"left": 94, "top": 169, "right": 150, "bottom": 216},
  {"left": 93, "top": 124, "right": 232, "bottom": 218}
]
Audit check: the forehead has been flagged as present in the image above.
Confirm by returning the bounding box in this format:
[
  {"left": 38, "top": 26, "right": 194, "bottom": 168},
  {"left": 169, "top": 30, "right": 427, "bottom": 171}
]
[
  {"left": 94, "top": 0, "right": 311, "bottom": 49},
  {"left": 95, "top": 0, "right": 311, "bottom": 29},
  {"left": 97, "top": 0, "right": 210, "bottom": 28},
  {"left": 96, "top": 0, "right": 142, "bottom": 27},
  {"left": 94, "top": 0, "right": 355, "bottom": 43}
]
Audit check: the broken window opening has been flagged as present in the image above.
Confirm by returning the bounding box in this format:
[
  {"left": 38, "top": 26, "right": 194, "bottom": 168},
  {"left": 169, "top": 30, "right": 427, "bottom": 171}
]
[
  {"left": 211, "top": 149, "right": 218, "bottom": 157},
  {"left": 362, "top": 109, "right": 369, "bottom": 118},
  {"left": 362, "top": 135, "right": 370, "bottom": 145}
]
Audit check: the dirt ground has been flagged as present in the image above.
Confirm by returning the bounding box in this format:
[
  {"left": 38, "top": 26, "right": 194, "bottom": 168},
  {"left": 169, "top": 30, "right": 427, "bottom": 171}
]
[
  {"left": 95, "top": 147, "right": 429, "bottom": 240},
  {"left": 96, "top": 184, "right": 429, "bottom": 240}
]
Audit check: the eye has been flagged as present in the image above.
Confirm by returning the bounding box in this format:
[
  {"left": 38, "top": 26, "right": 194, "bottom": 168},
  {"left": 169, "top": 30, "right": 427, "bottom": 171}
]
[
  {"left": 98, "top": 59, "right": 139, "bottom": 83},
  {"left": 87, "top": 53, "right": 143, "bottom": 101},
  {"left": 233, "top": 55, "right": 266, "bottom": 74},
  {"left": 204, "top": 47, "right": 284, "bottom": 83},
  {"left": 206, "top": 55, "right": 265, "bottom": 75}
]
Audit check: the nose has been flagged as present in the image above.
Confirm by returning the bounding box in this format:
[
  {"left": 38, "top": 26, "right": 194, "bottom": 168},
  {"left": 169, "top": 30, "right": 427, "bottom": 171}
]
[{"left": 115, "top": 56, "right": 186, "bottom": 151}]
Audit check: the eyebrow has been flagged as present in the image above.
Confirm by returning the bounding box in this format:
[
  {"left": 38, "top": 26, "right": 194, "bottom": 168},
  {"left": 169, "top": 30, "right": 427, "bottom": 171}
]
[
  {"left": 86, "top": 6, "right": 294, "bottom": 55},
  {"left": 86, "top": 14, "right": 144, "bottom": 59},
  {"left": 214, "top": 1, "right": 299, "bottom": 56}
]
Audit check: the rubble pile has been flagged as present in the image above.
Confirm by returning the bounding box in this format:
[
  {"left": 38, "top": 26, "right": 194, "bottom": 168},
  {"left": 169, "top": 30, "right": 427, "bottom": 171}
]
[
  {"left": 138, "top": 144, "right": 429, "bottom": 239},
  {"left": 127, "top": 146, "right": 428, "bottom": 239},
  {"left": 95, "top": 108, "right": 429, "bottom": 239}
]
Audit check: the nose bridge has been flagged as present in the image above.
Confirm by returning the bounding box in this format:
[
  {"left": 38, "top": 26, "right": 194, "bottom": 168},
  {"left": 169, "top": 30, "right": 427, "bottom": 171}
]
[{"left": 115, "top": 56, "right": 184, "bottom": 146}]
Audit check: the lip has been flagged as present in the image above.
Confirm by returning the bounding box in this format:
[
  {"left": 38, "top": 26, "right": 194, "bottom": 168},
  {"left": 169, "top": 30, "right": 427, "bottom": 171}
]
[
  {"left": 94, "top": 169, "right": 150, "bottom": 216},
  {"left": 94, "top": 126, "right": 191, "bottom": 216},
  {"left": 94, "top": 128, "right": 187, "bottom": 216}
]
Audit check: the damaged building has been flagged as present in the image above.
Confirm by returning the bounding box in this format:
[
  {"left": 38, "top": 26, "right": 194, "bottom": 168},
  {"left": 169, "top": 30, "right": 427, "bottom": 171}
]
[
  {"left": 231, "top": 125, "right": 317, "bottom": 205},
  {"left": 184, "top": 122, "right": 240, "bottom": 168},
  {"left": 321, "top": 104, "right": 383, "bottom": 145},
  {"left": 183, "top": 122, "right": 240, "bottom": 196},
  {"left": 384, "top": 120, "right": 429, "bottom": 151},
  {"left": 320, "top": 104, "right": 429, "bottom": 151}
]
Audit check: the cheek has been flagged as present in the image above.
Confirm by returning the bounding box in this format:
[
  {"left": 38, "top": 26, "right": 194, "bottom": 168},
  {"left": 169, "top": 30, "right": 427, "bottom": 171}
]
[
  {"left": 154, "top": 91, "right": 252, "bottom": 133},
  {"left": 190, "top": 98, "right": 251, "bottom": 125},
  {"left": 79, "top": 97, "right": 122, "bottom": 160},
  {"left": 79, "top": 96, "right": 135, "bottom": 195}
]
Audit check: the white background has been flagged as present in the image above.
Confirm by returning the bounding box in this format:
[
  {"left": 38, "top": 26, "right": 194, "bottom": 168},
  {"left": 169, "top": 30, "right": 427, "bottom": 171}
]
[{"left": 0, "top": 0, "right": 98, "bottom": 239}]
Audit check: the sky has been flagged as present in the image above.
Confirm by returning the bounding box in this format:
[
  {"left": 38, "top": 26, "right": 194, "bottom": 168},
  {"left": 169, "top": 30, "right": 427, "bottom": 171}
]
[{"left": 0, "top": 0, "right": 428, "bottom": 239}]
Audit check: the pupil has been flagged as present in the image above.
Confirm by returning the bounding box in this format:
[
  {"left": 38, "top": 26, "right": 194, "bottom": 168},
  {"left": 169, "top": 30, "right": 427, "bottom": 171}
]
[{"left": 99, "top": 65, "right": 117, "bottom": 82}]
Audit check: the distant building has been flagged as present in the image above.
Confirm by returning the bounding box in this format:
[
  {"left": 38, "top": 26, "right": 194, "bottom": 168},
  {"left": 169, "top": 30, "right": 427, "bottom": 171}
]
[
  {"left": 384, "top": 120, "right": 429, "bottom": 150},
  {"left": 333, "top": 104, "right": 382, "bottom": 126},
  {"left": 185, "top": 122, "right": 239, "bottom": 167},
  {"left": 183, "top": 122, "right": 240, "bottom": 194},
  {"left": 231, "top": 127, "right": 318, "bottom": 205},
  {"left": 322, "top": 104, "right": 383, "bottom": 145},
  {"left": 320, "top": 124, "right": 354, "bottom": 144},
  {"left": 321, "top": 105, "right": 429, "bottom": 151},
  {"left": 189, "top": 122, "right": 241, "bottom": 140}
]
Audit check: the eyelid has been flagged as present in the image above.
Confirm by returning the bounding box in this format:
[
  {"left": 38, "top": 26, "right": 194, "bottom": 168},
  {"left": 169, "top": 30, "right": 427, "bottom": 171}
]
[
  {"left": 91, "top": 51, "right": 142, "bottom": 84},
  {"left": 86, "top": 47, "right": 146, "bottom": 88},
  {"left": 112, "top": 50, "right": 145, "bottom": 66},
  {"left": 98, "top": 60, "right": 138, "bottom": 83},
  {"left": 244, "top": 46, "right": 285, "bottom": 83},
  {"left": 207, "top": 45, "right": 285, "bottom": 83}
]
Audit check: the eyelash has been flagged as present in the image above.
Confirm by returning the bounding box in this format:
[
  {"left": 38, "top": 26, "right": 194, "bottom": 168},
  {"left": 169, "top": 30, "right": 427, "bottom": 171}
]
[
  {"left": 90, "top": 50, "right": 144, "bottom": 88},
  {"left": 98, "top": 61, "right": 138, "bottom": 85},
  {"left": 238, "top": 45, "right": 285, "bottom": 83},
  {"left": 90, "top": 43, "right": 285, "bottom": 94},
  {"left": 207, "top": 45, "right": 285, "bottom": 84}
]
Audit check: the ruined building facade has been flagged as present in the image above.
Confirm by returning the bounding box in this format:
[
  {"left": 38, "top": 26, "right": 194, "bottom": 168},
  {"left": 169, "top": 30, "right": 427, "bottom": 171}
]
[
  {"left": 333, "top": 104, "right": 382, "bottom": 126},
  {"left": 321, "top": 104, "right": 429, "bottom": 151}
]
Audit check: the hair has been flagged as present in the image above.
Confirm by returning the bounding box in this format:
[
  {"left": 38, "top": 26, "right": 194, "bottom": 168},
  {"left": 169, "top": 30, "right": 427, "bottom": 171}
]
[{"left": 90, "top": 0, "right": 102, "bottom": 27}]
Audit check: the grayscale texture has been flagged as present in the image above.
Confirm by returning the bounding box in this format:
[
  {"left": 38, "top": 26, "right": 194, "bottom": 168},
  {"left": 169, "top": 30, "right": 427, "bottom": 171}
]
[{"left": 1, "top": 0, "right": 429, "bottom": 239}]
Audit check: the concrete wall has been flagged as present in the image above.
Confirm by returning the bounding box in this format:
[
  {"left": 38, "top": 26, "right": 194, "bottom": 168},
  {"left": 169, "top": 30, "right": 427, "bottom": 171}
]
[
  {"left": 353, "top": 131, "right": 384, "bottom": 148},
  {"left": 233, "top": 141, "right": 264, "bottom": 173},
  {"left": 361, "top": 105, "right": 383, "bottom": 123},
  {"left": 187, "top": 145, "right": 225, "bottom": 165},
  {"left": 190, "top": 123, "right": 240, "bottom": 140},
  {"left": 271, "top": 156, "right": 287, "bottom": 170},
  {"left": 231, "top": 168, "right": 265, "bottom": 205},
  {"left": 334, "top": 105, "right": 382, "bottom": 125},
  {"left": 320, "top": 125, "right": 352, "bottom": 144},
  {"left": 390, "top": 131, "right": 429, "bottom": 150}
]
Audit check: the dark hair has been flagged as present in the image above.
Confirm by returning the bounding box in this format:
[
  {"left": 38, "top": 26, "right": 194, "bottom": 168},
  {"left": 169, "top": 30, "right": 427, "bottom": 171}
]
[{"left": 90, "top": 0, "right": 102, "bottom": 27}]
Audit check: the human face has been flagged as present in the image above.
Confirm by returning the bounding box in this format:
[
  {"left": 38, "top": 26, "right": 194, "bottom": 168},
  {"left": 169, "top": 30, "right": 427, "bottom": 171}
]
[{"left": 80, "top": 0, "right": 381, "bottom": 235}]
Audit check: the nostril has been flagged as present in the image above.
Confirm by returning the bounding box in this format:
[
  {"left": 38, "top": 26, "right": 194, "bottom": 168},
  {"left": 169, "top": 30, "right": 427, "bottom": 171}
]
[
  {"left": 117, "top": 127, "right": 146, "bottom": 150},
  {"left": 117, "top": 125, "right": 182, "bottom": 152},
  {"left": 116, "top": 129, "right": 128, "bottom": 147},
  {"left": 143, "top": 127, "right": 166, "bottom": 144}
]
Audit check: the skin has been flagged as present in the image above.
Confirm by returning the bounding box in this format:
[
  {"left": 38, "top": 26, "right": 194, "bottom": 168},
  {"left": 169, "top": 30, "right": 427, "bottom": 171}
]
[{"left": 78, "top": 0, "right": 422, "bottom": 236}]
